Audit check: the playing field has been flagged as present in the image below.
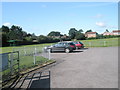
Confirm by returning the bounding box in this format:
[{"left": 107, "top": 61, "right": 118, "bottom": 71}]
[
  {"left": 0, "top": 38, "right": 119, "bottom": 84},
  {"left": 80, "top": 38, "right": 119, "bottom": 47},
  {"left": 0, "top": 38, "right": 119, "bottom": 54}
]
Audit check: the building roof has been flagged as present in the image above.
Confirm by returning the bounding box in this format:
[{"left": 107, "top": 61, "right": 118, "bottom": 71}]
[{"left": 112, "top": 30, "right": 120, "bottom": 32}]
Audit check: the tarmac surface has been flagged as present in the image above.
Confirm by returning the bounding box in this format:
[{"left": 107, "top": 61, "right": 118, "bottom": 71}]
[
  {"left": 49, "top": 47, "right": 118, "bottom": 88},
  {"left": 12, "top": 47, "right": 118, "bottom": 88}
]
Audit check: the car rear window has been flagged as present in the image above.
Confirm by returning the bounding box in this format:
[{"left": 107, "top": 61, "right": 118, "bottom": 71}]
[
  {"left": 73, "top": 42, "right": 77, "bottom": 44},
  {"left": 69, "top": 42, "right": 74, "bottom": 45}
]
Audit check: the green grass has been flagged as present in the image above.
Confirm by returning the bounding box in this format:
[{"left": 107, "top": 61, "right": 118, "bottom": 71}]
[
  {"left": 77, "top": 38, "right": 119, "bottom": 47},
  {"left": 0, "top": 43, "right": 54, "bottom": 54},
  {"left": 1, "top": 38, "right": 119, "bottom": 54},
  {"left": 0, "top": 43, "right": 56, "bottom": 82},
  {"left": 1, "top": 38, "right": 119, "bottom": 83},
  {"left": 19, "top": 56, "right": 50, "bottom": 70},
  {"left": 2, "top": 55, "right": 54, "bottom": 82}
]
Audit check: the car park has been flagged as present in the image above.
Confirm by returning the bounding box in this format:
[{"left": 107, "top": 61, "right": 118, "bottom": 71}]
[
  {"left": 44, "top": 41, "right": 76, "bottom": 53},
  {"left": 72, "top": 41, "right": 84, "bottom": 49}
]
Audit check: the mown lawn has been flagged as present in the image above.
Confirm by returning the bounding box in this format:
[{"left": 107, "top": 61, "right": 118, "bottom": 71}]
[
  {"left": 0, "top": 38, "right": 119, "bottom": 54},
  {"left": 78, "top": 38, "right": 119, "bottom": 47},
  {"left": 0, "top": 43, "right": 54, "bottom": 54},
  {"left": 1, "top": 37, "right": 119, "bottom": 83}
]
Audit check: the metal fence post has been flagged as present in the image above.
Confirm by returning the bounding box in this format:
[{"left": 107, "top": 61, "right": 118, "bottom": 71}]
[
  {"left": 10, "top": 52, "right": 13, "bottom": 76},
  {"left": 89, "top": 42, "right": 91, "bottom": 47},
  {"left": 35, "top": 46, "right": 37, "bottom": 54},
  {"left": 33, "top": 51, "right": 36, "bottom": 65},
  {"left": 104, "top": 41, "right": 106, "bottom": 46},
  {"left": 48, "top": 49, "right": 51, "bottom": 60},
  {"left": 24, "top": 46, "right": 26, "bottom": 56},
  {"left": 18, "top": 51, "right": 20, "bottom": 75}
]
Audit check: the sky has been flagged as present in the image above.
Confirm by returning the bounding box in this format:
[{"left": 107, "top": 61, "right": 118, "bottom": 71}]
[{"left": 1, "top": 2, "right": 118, "bottom": 36}]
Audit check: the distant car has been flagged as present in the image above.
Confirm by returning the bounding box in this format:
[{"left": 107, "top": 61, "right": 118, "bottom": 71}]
[
  {"left": 72, "top": 41, "right": 84, "bottom": 49},
  {"left": 44, "top": 41, "right": 76, "bottom": 53}
]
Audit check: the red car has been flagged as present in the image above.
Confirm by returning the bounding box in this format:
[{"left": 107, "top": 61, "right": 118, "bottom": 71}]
[{"left": 73, "top": 41, "right": 84, "bottom": 49}]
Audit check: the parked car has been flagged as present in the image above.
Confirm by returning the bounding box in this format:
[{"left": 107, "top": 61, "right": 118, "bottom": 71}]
[
  {"left": 44, "top": 41, "right": 76, "bottom": 53},
  {"left": 72, "top": 41, "right": 84, "bottom": 49}
]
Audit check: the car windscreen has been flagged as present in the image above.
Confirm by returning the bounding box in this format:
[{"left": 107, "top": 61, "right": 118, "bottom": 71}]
[{"left": 79, "top": 42, "right": 83, "bottom": 44}]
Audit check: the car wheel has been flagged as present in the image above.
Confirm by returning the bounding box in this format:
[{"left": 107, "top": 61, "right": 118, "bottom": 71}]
[{"left": 65, "top": 48, "right": 70, "bottom": 53}]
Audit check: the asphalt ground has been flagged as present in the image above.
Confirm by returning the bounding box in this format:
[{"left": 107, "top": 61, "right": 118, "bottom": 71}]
[
  {"left": 49, "top": 47, "right": 118, "bottom": 88},
  {"left": 12, "top": 47, "right": 118, "bottom": 88}
]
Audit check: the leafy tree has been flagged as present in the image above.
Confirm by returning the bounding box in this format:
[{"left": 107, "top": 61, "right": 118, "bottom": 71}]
[
  {"left": 9, "top": 25, "right": 23, "bottom": 40},
  {"left": 24, "top": 36, "right": 33, "bottom": 42},
  {"left": 38, "top": 35, "right": 48, "bottom": 43},
  {"left": 105, "top": 29, "right": 109, "bottom": 32},
  {"left": 75, "top": 31, "right": 85, "bottom": 40},
  {"left": 27, "top": 33, "right": 32, "bottom": 37},
  {"left": 22, "top": 31, "right": 27, "bottom": 37},
  {"left": 68, "top": 28, "right": 77, "bottom": 39},
  {"left": 47, "top": 31, "right": 61, "bottom": 37},
  {"left": 31, "top": 33, "right": 38, "bottom": 40},
  {"left": 85, "top": 29, "right": 92, "bottom": 33},
  {"left": 79, "top": 29, "right": 83, "bottom": 33},
  {"left": 8, "top": 30, "right": 17, "bottom": 40},
  {"left": 1, "top": 25, "right": 9, "bottom": 33},
  {"left": 1, "top": 33, "right": 8, "bottom": 46}
]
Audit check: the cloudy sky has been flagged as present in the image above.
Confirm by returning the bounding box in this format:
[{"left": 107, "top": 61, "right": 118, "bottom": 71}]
[{"left": 2, "top": 2, "right": 118, "bottom": 36}]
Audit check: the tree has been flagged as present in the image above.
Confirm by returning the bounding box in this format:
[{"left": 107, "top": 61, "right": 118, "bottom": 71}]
[
  {"left": 27, "top": 33, "right": 32, "bottom": 37},
  {"left": 9, "top": 25, "right": 23, "bottom": 40},
  {"left": 79, "top": 29, "right": 83, "bottom": 33},
  {"left": 106, "top": 29, "right": 109, "bottom": 32},
  {"left": 1, "top": 25, "right": 9, "bottom": 33},
  {"left": 38, "top": 35, "right": 48, "bottom": 43},
  {"left": 31, "top": 33, "right": 38, "bottom": 40},
  {"left": 85, "top": 29, "right": 92, "bottom": 33},
  {"left": 22, "top": 31, "right": 27, "bottom": 37},
  {"left": 0, "top": 25, "right": 10, "bottom": 40},
  {"left": 47, "top": 31, "right": 61, "bottom": 37},
  {"left": 68, "top": 28, "right": 77, "bottom": 39},
  {"left": 1, "top": 33, "right": 8, "bottom": 46},
  {"left": 75, "top": 31, "right": 85, "bottom": 40}
]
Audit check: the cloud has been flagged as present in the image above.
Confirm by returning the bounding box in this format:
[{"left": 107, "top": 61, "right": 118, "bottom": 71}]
[
  {"left": 96, "top": 22, "right": 106, "bottom": 28},
  {"left": 3, "top": 22, "right": 11, "bottom": 26}
]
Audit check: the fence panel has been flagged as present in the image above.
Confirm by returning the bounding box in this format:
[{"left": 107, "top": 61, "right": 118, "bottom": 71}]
[
  {"left": 12, "top": 45, "right": 51, "bottom": 72},
  {"left": 0, "top": 51, "right": 19, "bottom": 83}
]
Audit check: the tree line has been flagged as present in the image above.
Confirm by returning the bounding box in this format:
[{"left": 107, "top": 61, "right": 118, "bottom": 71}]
[
  {"left": 0, "top": 25, "right": 119, "bottom": 47},
  {"left": 0, "top": 25, "right": 63, "bottom": 47}
]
